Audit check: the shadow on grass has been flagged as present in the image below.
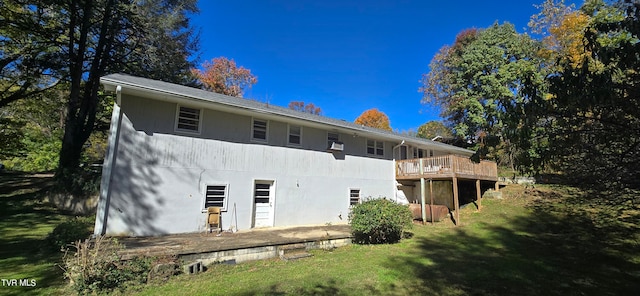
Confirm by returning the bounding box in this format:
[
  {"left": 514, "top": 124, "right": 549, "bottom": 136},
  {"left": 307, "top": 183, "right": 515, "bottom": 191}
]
[
  {"left": 235, "top": 278, "right": 382, "bottom": 296},
  {"left": 0, "top": 173, "right": 70, "bottom": 295},
  {"left": 387, "top": 187, "right": 640, "bottom": 296}
]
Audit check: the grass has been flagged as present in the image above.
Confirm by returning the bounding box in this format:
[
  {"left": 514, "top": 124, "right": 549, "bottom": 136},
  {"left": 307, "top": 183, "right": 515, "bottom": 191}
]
[
  {"left": 0, "top": 173, "right": 75, "bottom": 296},
  {"left": 1, "top": 171, "right": 639, "bottom": 295},
  {"left": 133, "top": 184, "right": 640, "bottom": 295}
]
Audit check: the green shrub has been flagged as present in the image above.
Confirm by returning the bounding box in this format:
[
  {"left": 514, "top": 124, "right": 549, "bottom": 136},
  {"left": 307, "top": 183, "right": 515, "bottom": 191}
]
[
  {"left": 46, "top": 216, "right": 94, "bottom": 251},
  {"left": 349, "top": 198, "right": 413, "bottom": 244},
  {"left": 62, "top": 237, "right": 158, "bottom": 294}
]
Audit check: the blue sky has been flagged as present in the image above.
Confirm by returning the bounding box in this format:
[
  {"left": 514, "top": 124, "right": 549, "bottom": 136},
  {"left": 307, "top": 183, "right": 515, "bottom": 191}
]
[{"left": 191, "top": 0, "right": 579, "bottom": 132}]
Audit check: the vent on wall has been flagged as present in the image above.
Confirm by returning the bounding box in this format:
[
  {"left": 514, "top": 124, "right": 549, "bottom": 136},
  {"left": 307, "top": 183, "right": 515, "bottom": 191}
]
[{"left": 328, "top": 141, "right": 344, "bottom": 151}]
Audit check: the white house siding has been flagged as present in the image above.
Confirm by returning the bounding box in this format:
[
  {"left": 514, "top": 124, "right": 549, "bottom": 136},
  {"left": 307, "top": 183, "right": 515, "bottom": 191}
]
[{"left": 95, "top": 95, "right": 396, "bottom": 236}]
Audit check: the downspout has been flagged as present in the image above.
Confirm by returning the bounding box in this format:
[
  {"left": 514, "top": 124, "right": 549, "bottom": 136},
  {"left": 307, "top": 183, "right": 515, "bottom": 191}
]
[
  {"left": 392, "top": 140, "right": 405, "bottom": 203},
  {"left": 94, "top": 85, "right": 123, "bottom": 235}
]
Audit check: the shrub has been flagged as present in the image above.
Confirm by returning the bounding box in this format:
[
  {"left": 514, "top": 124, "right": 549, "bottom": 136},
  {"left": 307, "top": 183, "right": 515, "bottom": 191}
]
[
  {"left": 62, "top": 236, "right": 159, "bottom": 294},
  {"left": 46, "top": 216, "right": 94, "bottom": 251},
  {"left": 349, "top": 198, "right": 413, "bottom": 244}
]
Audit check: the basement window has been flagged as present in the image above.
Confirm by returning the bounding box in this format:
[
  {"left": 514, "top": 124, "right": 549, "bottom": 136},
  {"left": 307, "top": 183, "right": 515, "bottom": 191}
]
[
  {"left": 366, "top": 140, "right": 384, "bottom": 156},
  {"left": 349, "top": 189, "right": 361, "bottom": 206},
  {"left": 204, "top": 185, "right": 228, "bottom": 211},
  {"left": 175, "top": 105, "right": 202, "bottom": 133}
]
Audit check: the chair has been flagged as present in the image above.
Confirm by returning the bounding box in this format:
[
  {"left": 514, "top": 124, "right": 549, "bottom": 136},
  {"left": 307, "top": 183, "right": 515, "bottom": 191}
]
[{"left": 207, "top": 207, "right": 221, "bottom": 233}]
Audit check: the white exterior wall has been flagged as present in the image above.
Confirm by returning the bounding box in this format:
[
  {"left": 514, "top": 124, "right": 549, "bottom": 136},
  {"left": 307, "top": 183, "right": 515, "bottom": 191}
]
[{"left": 95, "top": 96, "right": 396, "bottom": 236}]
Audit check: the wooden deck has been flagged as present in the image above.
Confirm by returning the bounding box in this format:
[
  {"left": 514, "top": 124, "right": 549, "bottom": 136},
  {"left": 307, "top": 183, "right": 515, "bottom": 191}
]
[{"left": 396, "top": 155, "right": 497, "bottom": 181}]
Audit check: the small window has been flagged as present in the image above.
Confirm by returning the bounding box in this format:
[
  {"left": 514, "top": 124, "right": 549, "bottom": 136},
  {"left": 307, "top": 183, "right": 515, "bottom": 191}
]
[
  {"left": 367, "top": 140, "right": 384, "bottom": 156},
  {"left": 204, "top": 185, "right": 228, "bottom": 211},
  {"left": 175, "top": 106, "right": 202, "bottom": 133},
  {"left": 349, "top": 189, "right": 361, "bottom": 206},
  {"left": 288, "top": 125, "right": 302, "bottom": 145},
  {"left": 327, "top": 132, "right": 339, "bottom": 148},
  {"left": 252, "top": 118, "right": 268, "bottom": 141}
]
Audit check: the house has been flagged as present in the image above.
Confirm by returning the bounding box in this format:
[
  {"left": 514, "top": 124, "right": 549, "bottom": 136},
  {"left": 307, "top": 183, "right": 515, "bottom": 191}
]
[{"left": 94, "top": 74, "right": 497, "bottom": 236}]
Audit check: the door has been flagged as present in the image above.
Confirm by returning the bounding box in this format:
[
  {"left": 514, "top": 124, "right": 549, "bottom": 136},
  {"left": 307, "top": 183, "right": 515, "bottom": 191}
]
[{"left": 253, "top": 180, "right": 275, "bottom": 228}]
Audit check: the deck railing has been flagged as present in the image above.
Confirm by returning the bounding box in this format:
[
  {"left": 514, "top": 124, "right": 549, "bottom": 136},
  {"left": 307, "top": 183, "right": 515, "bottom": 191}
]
[{"left": 395, "top": 155, "right": 497, "bottom": 180}]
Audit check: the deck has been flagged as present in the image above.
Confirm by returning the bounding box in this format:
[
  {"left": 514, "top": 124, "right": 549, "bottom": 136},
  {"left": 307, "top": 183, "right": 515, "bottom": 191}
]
[{"left": 396, "top": 155, "right": 498, "bottom": 181}]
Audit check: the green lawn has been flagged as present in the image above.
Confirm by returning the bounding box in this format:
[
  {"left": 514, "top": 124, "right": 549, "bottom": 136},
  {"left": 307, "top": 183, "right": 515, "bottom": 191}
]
[
  {"left": 135, "top": 184, "right": 640, "bottom": 296},
  {"left": 2, "top": 172, "right": 639, "bottom": 295},
  {"left": 0, "top": 173, "right": 71, "bottom": 296}
]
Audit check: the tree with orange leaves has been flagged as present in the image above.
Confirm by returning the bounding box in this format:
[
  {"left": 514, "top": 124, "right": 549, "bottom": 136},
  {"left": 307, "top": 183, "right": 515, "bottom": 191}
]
[
  {"left": 191, "top": 57, "right": 257, "bottom": 97},
  {"left": 288, "top": 101, "right": 322, "bottom": 115},
  {"left": 355, "top": 108, "right": 392, "bottom": 131}
]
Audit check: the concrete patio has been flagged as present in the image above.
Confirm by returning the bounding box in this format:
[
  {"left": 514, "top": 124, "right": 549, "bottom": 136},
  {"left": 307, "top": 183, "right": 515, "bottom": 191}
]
[{"left": 117, "top": 224, "right": 353, "bottom": 265}]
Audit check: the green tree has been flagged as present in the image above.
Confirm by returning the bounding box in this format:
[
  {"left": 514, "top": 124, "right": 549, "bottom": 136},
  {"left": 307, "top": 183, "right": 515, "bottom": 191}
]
[
  {"left": 1, "top": 0, "right": 199, "bottom": 190},
  {"left": 420, "top": 23, "right": 545, "bottom": 165},
  {"left": 0, "top": 2, "right": 64, "bottom": 108},
  {"left": 416, "top": 121, "right": 453, "bottom": 140},
  {"left": 533, "top": 0, "right": 640, "bottom": 189}
]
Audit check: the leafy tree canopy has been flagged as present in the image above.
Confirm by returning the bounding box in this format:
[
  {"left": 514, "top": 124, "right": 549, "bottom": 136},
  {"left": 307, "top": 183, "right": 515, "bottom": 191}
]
[
  {"left": 416, "top": 121, "right": 453, "bottom": 140},
  {"left": 191, "top": 57, "right": 258, "bottom": 97},
  {"left": 355, "top": 108, "right": 392, "bottom": 131},
  {"left": 1, "top": 0, "right": 200, "bottom": 191}
]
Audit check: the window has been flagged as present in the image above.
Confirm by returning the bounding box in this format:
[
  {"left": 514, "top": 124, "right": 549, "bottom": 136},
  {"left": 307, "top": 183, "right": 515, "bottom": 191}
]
[
  {"left": 288, "top": 125, "right": 302, "bottom": 145},
  {"left": 327, "top": 132, "right": 339, "bottom": 148},
  {"left": 175, "top": 106, "right": 202, "bottom": 133},
  {"left": 366, "top": 139, "right": 384, "bottom": 156},
  {"left": 413, "top": 148, "right": 432, "bottom": 158},
  {"left": 252, "top": 118, "right": 268, "bottom": 141},
  {"left": 349, "top": 189, "right": 361, "bottom": 206},
  {"left": 204, "top": 185, "right": 228, "bottom": 211}
]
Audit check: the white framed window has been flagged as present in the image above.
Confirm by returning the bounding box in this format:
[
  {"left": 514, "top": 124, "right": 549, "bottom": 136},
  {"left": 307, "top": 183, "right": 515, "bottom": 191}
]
[
  {"left": 204, "top": 184, "right": 228, "bottom": 211},
  {"left": 366, "top": 139, "right": 384, "bottom": 156},
  {"left": 327, "top": 132, "right": 339, "bottom": 149},
  {"left": 288, "top": 125, "right": 302, "bottom": 146},
  {"left": 349, "top": 188, "right": 361, "bottom": 206},
  {"left": 252, "top": 118, "right": 268, "bottom": 142},
  {"left": 175, "top": 105, "right": 202, "bottom": 133}
]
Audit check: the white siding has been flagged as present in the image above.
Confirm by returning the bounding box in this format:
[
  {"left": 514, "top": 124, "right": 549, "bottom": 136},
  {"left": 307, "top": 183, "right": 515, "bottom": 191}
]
[{"left": 96, "top": 95, "right": 396, "bottom": 236}]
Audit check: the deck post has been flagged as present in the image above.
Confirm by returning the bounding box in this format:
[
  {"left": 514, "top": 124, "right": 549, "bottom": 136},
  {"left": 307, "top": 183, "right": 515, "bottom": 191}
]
[
  {"left": 476, "top": 179, "right": 482, "bottom": 211},
  {"left": 429, "top": 179, "right": 434, "bottom": 225},
  {"left": 419, "top": 159, "right": 427, "bottom": 225},
  {"left": 453, "top": 176, "right": 459, "bottom": 225}
]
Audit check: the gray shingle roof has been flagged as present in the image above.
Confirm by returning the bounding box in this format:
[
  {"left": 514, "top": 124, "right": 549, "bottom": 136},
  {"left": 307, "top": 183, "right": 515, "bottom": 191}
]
[{"left": 100, "top": 73, "right": 474, "bottom": 156}]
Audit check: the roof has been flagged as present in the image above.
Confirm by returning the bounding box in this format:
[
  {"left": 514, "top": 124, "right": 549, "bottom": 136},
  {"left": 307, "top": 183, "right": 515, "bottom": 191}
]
[{"left": 100, "top": 73, "right": 474, "bottom": 156}]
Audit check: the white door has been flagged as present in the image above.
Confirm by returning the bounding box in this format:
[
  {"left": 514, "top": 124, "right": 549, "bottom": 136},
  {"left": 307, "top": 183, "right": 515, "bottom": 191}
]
[{"left": 253, "top": 180, "right": 275, "bottom": 228}]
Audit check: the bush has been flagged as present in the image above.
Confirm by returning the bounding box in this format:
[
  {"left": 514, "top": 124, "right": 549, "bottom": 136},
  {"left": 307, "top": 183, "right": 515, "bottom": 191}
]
[
  {"left": 349, "top": 198, "right": 413, "bottom": 244},
  {"left": 46, "top": 216, "right": 94, "bottom": 251},
  {"left": 62, "top": 237, "right": 159, "bottom": 294}
]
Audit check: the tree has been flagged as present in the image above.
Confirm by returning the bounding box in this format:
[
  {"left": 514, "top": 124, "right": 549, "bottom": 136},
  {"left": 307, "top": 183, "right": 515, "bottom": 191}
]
[
  {"left": 0, "top": 2, "right": 64, "bottom": 108},
  {"left": 288, "top": 101, "right": 322, "bottom": 115},
  {"left": 529, "top": 0, "right": 592, "bottom": 69},
  {"left": 528, "top": 0, "right": 640, "bottom": 189},
  {"left": 1, "top": 0, "right": 200, "bottom": 190},
  {"left": 355, "top": 108, "right": 392, "bottom": 131},
  {"left": 420, "top": 23, "right": 545, "bottom": 164},
  {"left": 416, "top": 121, "right": 453, "bottom": 140},
  {"left": 191, "top": 57, "right": 258, "bottom": 97}
]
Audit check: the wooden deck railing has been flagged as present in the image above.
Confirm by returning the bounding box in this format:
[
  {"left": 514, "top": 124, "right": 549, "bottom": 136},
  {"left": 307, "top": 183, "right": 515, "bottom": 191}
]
[{"left": 395, "top": 155, "right": 497, "bottom": 180}]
